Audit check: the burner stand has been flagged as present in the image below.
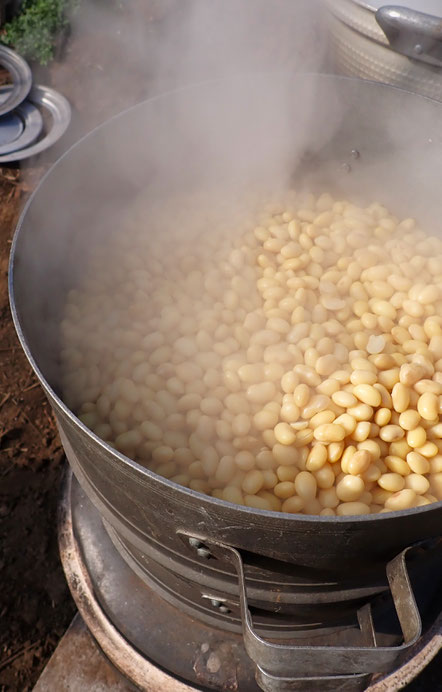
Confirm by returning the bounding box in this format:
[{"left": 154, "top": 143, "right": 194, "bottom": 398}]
[{"left": 58, "top": 469, "right": 442, "bottom": 691}]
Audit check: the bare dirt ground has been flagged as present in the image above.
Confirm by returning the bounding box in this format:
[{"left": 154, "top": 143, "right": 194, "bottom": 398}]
[{"left": 0, "top": 166, "right": 77, "bottom": 692}]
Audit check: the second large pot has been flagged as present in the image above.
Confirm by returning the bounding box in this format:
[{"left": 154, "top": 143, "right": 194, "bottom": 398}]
[{"left": 328, "top": 1, "right": 442, "bottom": 101}]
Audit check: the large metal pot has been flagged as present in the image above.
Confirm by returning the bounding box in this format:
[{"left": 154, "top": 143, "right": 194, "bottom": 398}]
[
  {"left": 328, "top": 1, "right": 442, "bottom": 101},
  {"left": 9, "top": 74, "right": 442, "bottom": 649}
]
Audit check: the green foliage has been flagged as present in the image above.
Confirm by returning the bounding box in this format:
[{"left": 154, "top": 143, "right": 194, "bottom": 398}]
[{"left": 2, "top": 0, "right": 80, "bottom": 65}]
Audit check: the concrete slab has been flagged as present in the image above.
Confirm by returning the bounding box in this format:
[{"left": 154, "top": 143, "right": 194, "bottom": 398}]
[{"left": 33, "top": 614, "right": 137, "bottom": 692}]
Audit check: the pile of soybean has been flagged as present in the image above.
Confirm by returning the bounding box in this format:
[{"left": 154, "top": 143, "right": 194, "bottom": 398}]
[{"left": 61, "top": 191, "right": 442, "bottom": 515}]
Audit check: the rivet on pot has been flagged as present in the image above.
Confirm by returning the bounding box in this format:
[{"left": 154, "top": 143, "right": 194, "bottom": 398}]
[
  {"left": 209, "top": 599, "right": 231, "bottom": 614},
  {"left": 188, "top": 537, "right": 203, "bottom": 549},
  {"left": 197, "top": 547, "right": 212, "bottom": 559}
]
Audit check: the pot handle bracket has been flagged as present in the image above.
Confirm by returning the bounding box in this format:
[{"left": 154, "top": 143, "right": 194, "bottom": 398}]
[
  {"left": 182, "top": 534, "right": 422, "bottom": 692},
  {"left": 376, "top": 5, "right": 442, "bottom": 67}
]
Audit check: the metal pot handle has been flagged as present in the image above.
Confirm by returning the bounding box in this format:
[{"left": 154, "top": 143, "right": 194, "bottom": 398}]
[
  {"left": 376, "top": 5, "right": 442, "bottom": 67},
  {"left": 184, "top": 534, "right": 422, "bottom": 692}
]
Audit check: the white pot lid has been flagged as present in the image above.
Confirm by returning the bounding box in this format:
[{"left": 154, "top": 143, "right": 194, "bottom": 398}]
[{"left": 356, "top": 1, "right": 442, "bottom": 17}]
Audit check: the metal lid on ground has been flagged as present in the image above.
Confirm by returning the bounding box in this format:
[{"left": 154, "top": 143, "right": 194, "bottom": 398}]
[
  {"left": 0, "top": 85, "right": 71, "bottom": 163},
  {"left": 0, "top": 85, "right": 43, "bottom": 155},
  {"left": 0, "top": 43, "right": 32, "bottom": 117}
]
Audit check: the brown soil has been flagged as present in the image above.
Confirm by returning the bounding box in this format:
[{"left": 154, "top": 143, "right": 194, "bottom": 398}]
[{"left": 0, "top": 167, "right": 76, "bottom": 692}]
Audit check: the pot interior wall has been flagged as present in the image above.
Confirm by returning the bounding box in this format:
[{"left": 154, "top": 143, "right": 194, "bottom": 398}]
[{"left": 12, "top": 74, "right": 442, "bottom": 390}]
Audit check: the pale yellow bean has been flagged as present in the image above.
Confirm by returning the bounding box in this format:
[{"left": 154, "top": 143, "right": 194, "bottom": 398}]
[
  {"left": 374, "top": 408, "right": 391, "bottom": 426},
  {"left": 281, "top": 496, "right": 304, "bottom": 513},
  {"left": 417, "top": 392, "right": 438, "bottom": 421},
  {"left": 350, "top": 370, "right": 377, "bottom": 386},
  {"left": 332, "top": 391, "right": 357, "bottom": 408},
  {"left": 347, "top": 403, "right": 374, "bottom": 421},
  {"left": 272, "top": 444, "right": 299, "bottom": 466},
  {"left": 315, "top": 354, "right": 340, "bottom": 377},
  {"left": 310, "top": 410, "right": 335, "bottom": 428},
  {"left": 318, "top": 487, "right": 339, "bottom": 509},
  {"left": 334, "top": 413, "right": 357, "bottom": 435},
  {"left": 293, "top": 383, "right": 310, "bottom": 407},
  {"left": 389, "top": 439, "right": 411, "bottom": 458},
  {"left": 294, "top": 471, "right": 317, "bottom": 500},
  {"left": 262, "top": 470, "right": 278, "bottom": 488},
  {"left": 293, "top": 428, "right": 314, "bottom": 447},
  {"left": 384, "top": 488, "right": 417, "bottom": 510},
  {"left": 328, "top": 441, "right": 345, "bottom": 463},
  {"left": 253, "top": 409, "right": 279, "bottom": 431},
  {"left": 235, "top": 451, "right": 255, "bottom": 471},
  {"left": 430, "top": 456, "right": 442, "bottom": 473},
  {"left": 314, "top": 464, "right": 335, "bottom": 489},
  {"left": 281, "top": 371, "right": 299, "bottom": 393},
  {"left": 242, "top": 470, "right": 265, "bottom": 495},
  {"left": 313, "top": 424, "right": 346, "bottom": 442},
  {"left": 306, "top": 444, "right": 328, "bottom": 471},
  {"left": 276, "top": 465, "right": 298, "bottom": 482},
  {"left": 407, "top": 427, "right": 427, "bottom": 448},
  {"left": 378, "top": 473, "right": 405, "bottom": 492},
  {"left": 274, "top": 422, "right": 296, "bottom": 445},
  {"left": 380, "top": 425, "right": 405, "bottom": 442},
  {"left": 336, "top": 475, "right": 365, "bottom": 502},
  {"left": 406, "top": 451, "right": 430, "bottom": 474},
  {"left": 245, "top": 495, "right": 272, "bottom": 510},
  {"left": 357, "top": 441, "right": 378, "bottom": 460},
  {"left": 352, "top": 421, "right": 371, "bottom": 442},
  {"left": 391, "top": 383, "right": 410, "bottom": 413},
  {"left": 347, "top": 450, "right": 372, "bottom": 475},
  {"left": 385, "top": 455, "right": 410, "bottom": 476},
  {"left": 404, "top": 474, "right": 430, "bottom": 495},
  {"left": 274, "top": 481, "right": 296, "bottom": 499},
  {"left": 429, "top": 473, "right": 442, "bottom": 500},
  {"left": 336, "top": 502, "right": 370, "bottom": 516},
  {"left": 246, "top": 381, "right": 276, "bottom": 404},
  {"left": 398, "top": 410, "right": 421, "bottom": 431},
  {"left": 302, "top": 394, "right": 331, "bottom": 419}
]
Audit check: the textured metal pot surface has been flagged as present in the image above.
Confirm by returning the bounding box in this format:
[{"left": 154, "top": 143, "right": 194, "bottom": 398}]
[
  {"left": 327, "top": 1, "right": 442, "bottom": 101},
  {"left": 9, "top": 74, "right": 442, "bottom": 588}
]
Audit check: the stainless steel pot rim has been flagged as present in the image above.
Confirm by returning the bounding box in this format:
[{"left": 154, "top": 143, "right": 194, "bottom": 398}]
[
  {"left": 8, "top": 73, "right": 442, "bottom": 524},
  {"left": 354, "top": 0, "right": 441, "bottom": 14},
  {"left": 0, "top": 44, "right": 32, "bottom": 117},
  {"left": 0, "top": 85, "right": 43, "bottom": 155},
  {"left": 0, "top": 84, "right": 71, "bottom": 163}
]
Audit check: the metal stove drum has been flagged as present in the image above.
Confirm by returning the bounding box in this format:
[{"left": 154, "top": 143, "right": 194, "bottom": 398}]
[{"left": 9, "top": 73, "right": 442, "bottom": 690}]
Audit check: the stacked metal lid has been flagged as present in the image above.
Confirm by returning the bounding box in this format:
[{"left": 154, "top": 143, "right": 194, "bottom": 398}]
[{"left": 0, "top": 44, "right": 71, "bottom": 163}]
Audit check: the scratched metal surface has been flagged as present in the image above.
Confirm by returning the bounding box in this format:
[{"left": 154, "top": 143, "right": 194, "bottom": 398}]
[{"left": 33, "top": 615, "right": 137, "bottom": 692}]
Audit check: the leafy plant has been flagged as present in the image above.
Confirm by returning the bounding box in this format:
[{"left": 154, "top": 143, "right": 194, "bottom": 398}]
[{"left": 2, "top": 0, "right": 81, "bottom": 65}]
